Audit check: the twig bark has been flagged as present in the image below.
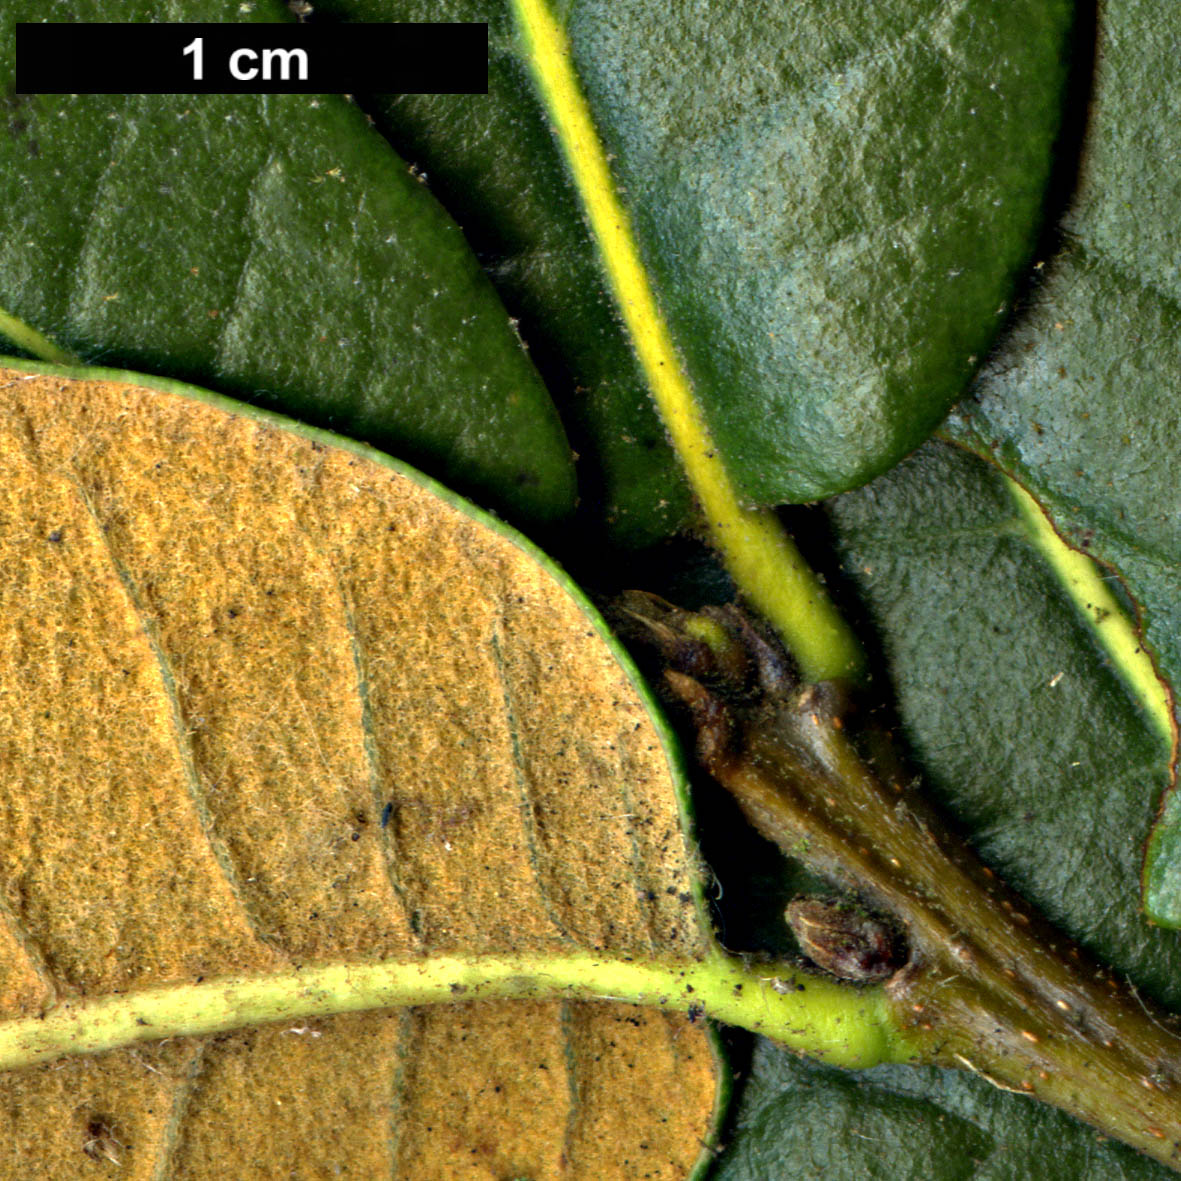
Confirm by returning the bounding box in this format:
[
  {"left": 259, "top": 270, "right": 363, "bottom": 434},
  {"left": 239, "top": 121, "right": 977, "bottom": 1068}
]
[{"left": 618, "top": 591, "right": 1181, "bottom": 1172}]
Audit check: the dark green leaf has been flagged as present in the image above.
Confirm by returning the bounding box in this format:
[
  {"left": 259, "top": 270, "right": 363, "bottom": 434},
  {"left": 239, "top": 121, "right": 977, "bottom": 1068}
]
[
  {"left": 716, "top": 1041, "right": 1171, "bottom": 1180},
  {"left": 0, "top": 0, "right": 575, "bottom": 525},
  {"left": 709, "top": 440, "right": 1178, "bottom": 1178},
  {"left": 307, "top": 0, "right": 694, "bottom": 545},
  {"left": 558, "top": 0, "right": 1071, "bottom": 502},
  {"left": 940, "top": 0, "right": 1181, "bottom": 921},
  {"left": 311, "top": 0, "right": 1071, "bottom": 530},
  {"left": 827, "top": 444, "right": 1176, "bottom": 999}
]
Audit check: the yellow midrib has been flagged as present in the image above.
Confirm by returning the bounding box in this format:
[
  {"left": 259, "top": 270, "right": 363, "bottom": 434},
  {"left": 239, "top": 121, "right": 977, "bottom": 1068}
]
[
  {"left": 510, "top": 0, "right": 865, "bottom": 684},
  {"left": 1008, "top": 476, "right": 1175, "bottom": 747}
]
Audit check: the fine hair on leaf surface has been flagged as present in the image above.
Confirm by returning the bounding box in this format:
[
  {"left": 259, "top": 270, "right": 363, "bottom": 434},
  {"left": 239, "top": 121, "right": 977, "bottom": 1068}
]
[{"left": 1, "top": 0, "right": 1181, "bottom": 1178}]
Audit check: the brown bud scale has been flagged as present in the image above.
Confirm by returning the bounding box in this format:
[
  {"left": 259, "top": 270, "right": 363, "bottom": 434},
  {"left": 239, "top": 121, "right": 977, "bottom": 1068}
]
[{"left": 786, "top": 898, "right": 902, "bottom": 983}]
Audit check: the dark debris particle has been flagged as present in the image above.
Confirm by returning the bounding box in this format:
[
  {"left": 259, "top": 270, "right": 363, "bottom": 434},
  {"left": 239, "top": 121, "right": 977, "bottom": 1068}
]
[
  {"left": 82, "top": 1116, "right": 124, "bottom": 1165},
  {"left": 47, "top": 530, "right": 62, "bottom": 543}
]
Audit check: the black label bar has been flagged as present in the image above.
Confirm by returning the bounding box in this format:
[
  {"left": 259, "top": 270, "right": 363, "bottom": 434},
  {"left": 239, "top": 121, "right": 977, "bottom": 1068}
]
[{"left": 16, "top": 22, "right": 488, "bottom": 95}]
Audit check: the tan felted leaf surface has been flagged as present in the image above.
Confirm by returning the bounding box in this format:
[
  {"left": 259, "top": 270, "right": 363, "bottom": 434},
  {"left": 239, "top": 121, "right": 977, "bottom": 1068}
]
[{"left": 0, "top": 366, "right": 716, "bottom": 1179}]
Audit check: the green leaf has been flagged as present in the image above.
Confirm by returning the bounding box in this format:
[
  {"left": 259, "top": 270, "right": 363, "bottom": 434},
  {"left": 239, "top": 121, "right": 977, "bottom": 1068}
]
[
  {"left": 828, "top": 445, "right": 1177, "bottom": 1001},
  {"left": 701, "top": 0, "right": 1181, "bottom": 1164},
  {"left": 551, "top": 0, "right": 1071, "bottom": 503},
  {"left": 4, "top": 1, "right": 1180, "bottom": 1175},
  {"left": 329, "top": 0, "right": 1072, "bottom": 519},
  {"left": 309, "top": 0, "right": 695, "bottom": 545},
  {"left": 711, "top": 439, "right": 1179, "bottom": 1178},
  {"left": 717, "top": 1042, "right": 1170, "bottom": 1180},
  {"left": 0, "top": 0, "right": 575, "bottom": 526},
  {"left": 938, "top": 0, "right": 1181, "bottom": 922}
]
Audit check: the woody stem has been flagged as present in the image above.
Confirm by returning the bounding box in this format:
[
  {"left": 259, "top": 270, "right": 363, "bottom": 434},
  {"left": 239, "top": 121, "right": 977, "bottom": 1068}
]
[{"left": 691, "top": 676, "right": 1181, "bottom": 1171}]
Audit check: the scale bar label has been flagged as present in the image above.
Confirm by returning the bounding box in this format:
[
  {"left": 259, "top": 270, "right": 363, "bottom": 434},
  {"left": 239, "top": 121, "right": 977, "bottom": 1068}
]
[{"left": 16, "top": 23, "right": 488, "bottom": 95}]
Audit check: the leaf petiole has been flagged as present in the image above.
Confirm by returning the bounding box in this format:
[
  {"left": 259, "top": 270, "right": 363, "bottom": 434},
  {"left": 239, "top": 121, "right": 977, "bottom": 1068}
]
[
  {"left": 510, "top": 0, "right": 864, "bottom": 684},
  {"left": 0, "top": 949, "right": 910, "bottom": 1074}
]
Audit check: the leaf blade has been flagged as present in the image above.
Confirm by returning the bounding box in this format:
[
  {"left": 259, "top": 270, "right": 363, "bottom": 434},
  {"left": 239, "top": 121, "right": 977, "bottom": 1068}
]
[
  {"left": 314, "top": 0, "right": 1073, "bottom": 533},
  {"left": 0, "top": 360, "right": 718, "bottom": 1177},
  {"left": 312, "top": 0, "right": 697, "bottom": 544},
  {"left": 527, "top": 0, "right": 1072, "bottom": 503},
  {"left": 0, "top": 0, "right": 575, "bottom": 525},
  {"left": 941, "top": 0, "right": 1181, "bottom": 921}
]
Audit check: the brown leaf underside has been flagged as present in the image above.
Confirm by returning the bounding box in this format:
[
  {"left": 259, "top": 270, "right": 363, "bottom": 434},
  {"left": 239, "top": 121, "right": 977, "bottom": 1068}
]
[{"left": 0, "top": 369, "right": 715, "bottom": 1179}]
